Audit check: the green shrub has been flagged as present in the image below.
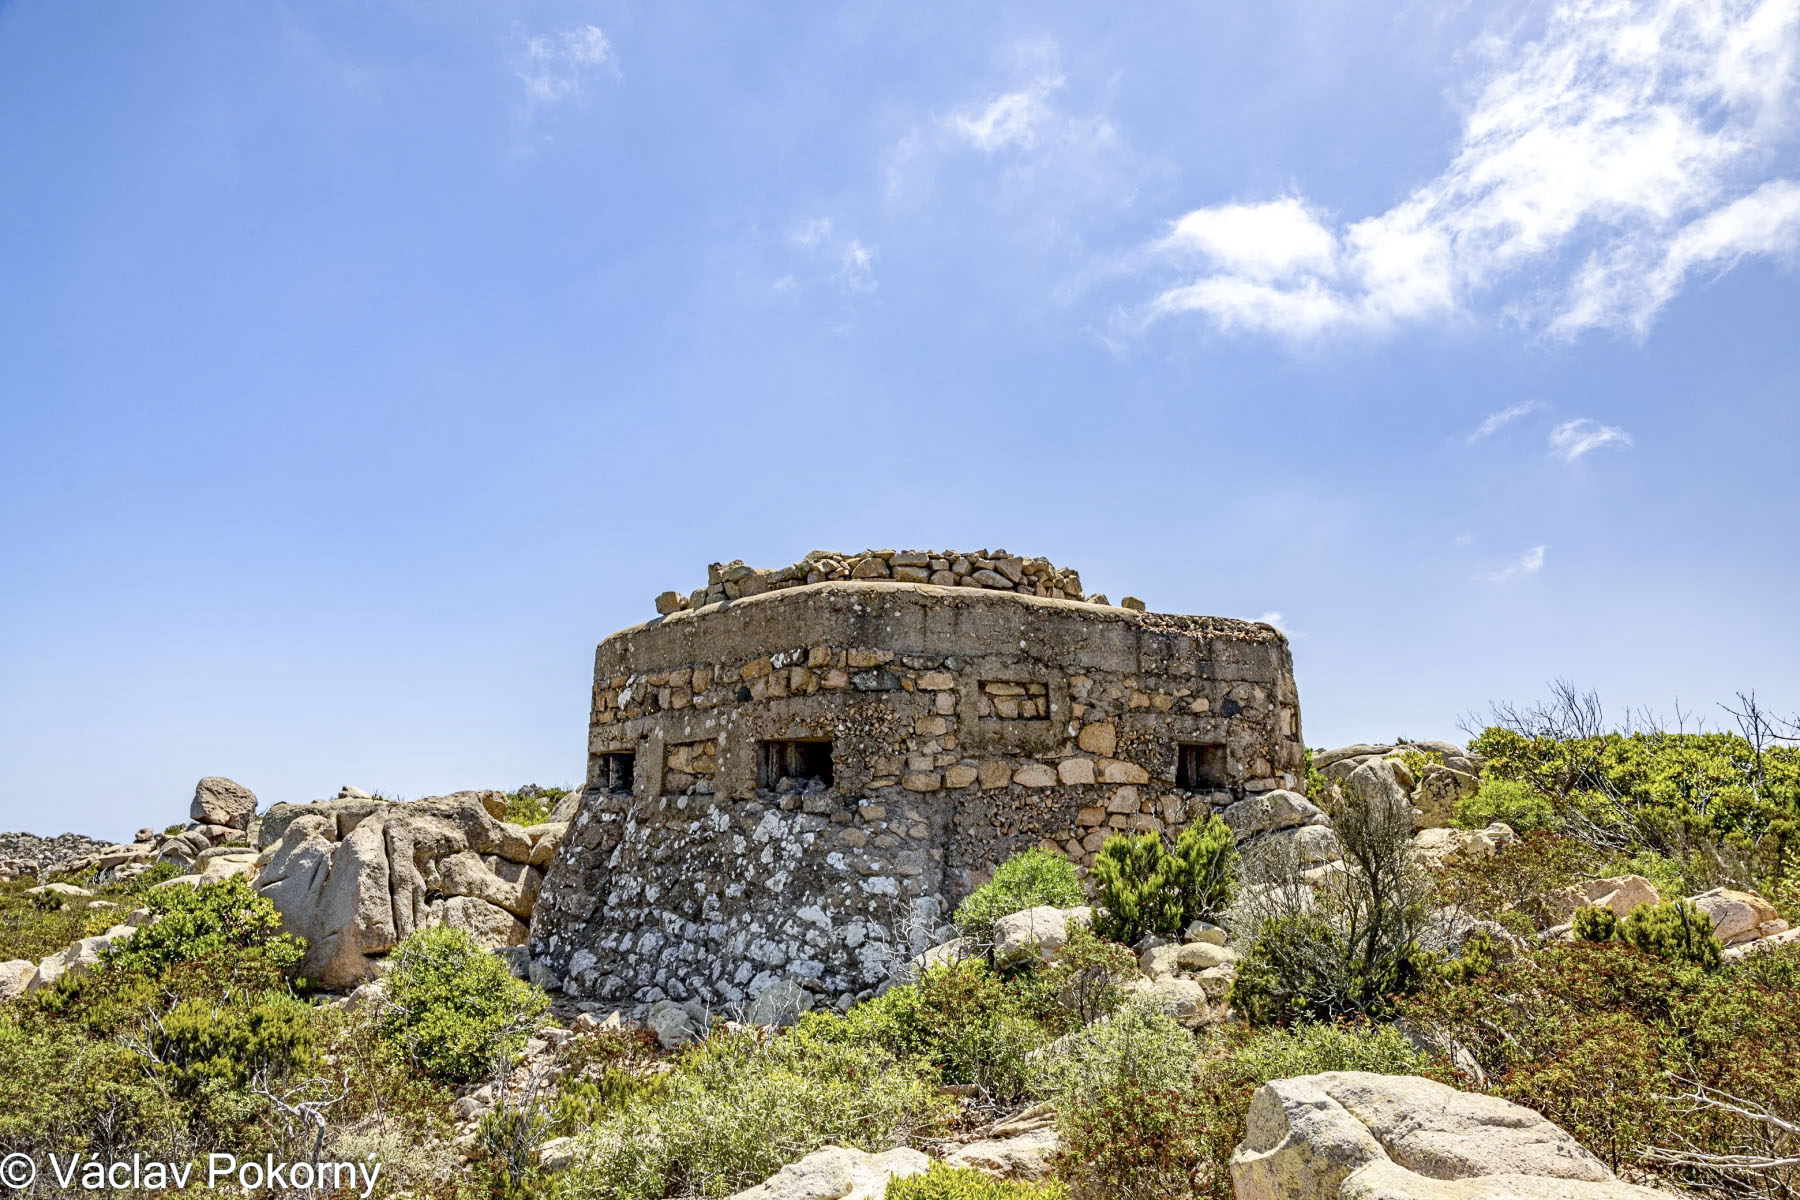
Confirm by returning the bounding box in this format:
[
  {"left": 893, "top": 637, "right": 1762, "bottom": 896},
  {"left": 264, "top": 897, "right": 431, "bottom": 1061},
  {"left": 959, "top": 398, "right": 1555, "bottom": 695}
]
[
  {"left": 1093, "top": 831, "right": 1180, "bottom": 944},
  {"left": 1619, "top": 900, "right": 1722, "bottom": 969},
  {"left": 104, "top": 876, "right": 303, "bottom": 977},
  {"left": 1572, "top": 905, "right": 1619, "bottom": 942},
  {"left": 1438, "top": 927, "right": 1514, "bottom": 985},
  {"left": 549, "top": 1029, "right": 669, "bottom": 1136},
  {"left": 1040, "top": 1004, "right": 1208, "bottom": 1199},
  {"left": 1468, "top": 723, "right": 1800, "bottom": 853},
  {"left": 955, "top": 848, "right": 1084, "bottom": 935},
  {"left": 1031, "top": 999, "right": 1197, "bottom": 1107},
  {"left": 1226, "top": 1019, "right": 1431, "bottom": 1081},
  {"left": 0, "top": 1013, "right": 185, "bottom": 1159},
  {"left": 568, "top": 1025, "right": 948, "bottom": 1199},
  {"left": 0, "top": 880, "right": 118, "bottom": 963},
  {"left": 1228, "top": 891, "right": 1433, "bottom": 1025},
  {"left": 1042, "top": 922, "right": 1138, "bottom": 1028},
  {"left": 1167, "top": 817, "right": 1238, "bottom": 926},
  {"left": 823, "top": 958, "right": 1046, "bottom": 1101},
  {"left": 379, "top": 925, "right": 549, "bottom": 1082},
  {"left": 1456, "top": 779, "right": 1555, "bottom": 833},
  {"left": 887, "top": 1163, "right": 1069, "bottom": 1199},
  {"left": 1092, "top": 818, "right": 1240, "bottom": 945},
  {"left": 1397, "top": 938, "right": 1800, "bottom": 1187},
  {"left": 1232, "top": 779, "right": 1434, "bottom": 1026},
  {"left": 148, "top": 992, "right": 317, "bottom": 1093},
  {"left": 1052, "top": 1077, "right": 1209, "bottom": 1200},
  {"left": 503, "top": 785, "right": 568, "bottom": 827}
]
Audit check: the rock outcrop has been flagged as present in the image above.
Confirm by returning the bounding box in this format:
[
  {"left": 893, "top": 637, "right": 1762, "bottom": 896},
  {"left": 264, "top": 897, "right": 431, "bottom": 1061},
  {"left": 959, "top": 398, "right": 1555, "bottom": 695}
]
[
  {"left": 0, "top": 830, "right": 114, "bottom": 880},
  {"left": 191, "top": 776, "right": 258, "bottom": 831},
  {"left": 991, "top": 905, "right": 1093, "bottom": 964},
  {"left": 1231, "top": 1072, "right": 1679, "bottom": 1200},
  {"left": 726, "top": 1146, "right": 930, "bottom": 1200},
  {"left": 253, "top": 791, "right": 565, "bottom": 988},
  {"left": 0, "top": 959, "right": 38, "bottom": 1001},
  {"left": 1688, "top": 887, "right": 1786, "bottom": 946},
  {"left": 1546, "top": 875, "right": 1660, "bottom": 923},
  {"left": 945, "top": 1105, "right": 1058, "bottom": 1179},
  {"left": 25, "top": 924, "right": 137, "bottom": 996}
]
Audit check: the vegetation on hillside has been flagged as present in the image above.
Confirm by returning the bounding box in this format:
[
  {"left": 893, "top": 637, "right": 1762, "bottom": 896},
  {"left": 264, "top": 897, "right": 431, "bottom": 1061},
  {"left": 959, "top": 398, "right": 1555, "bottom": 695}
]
[{"left": 2, "top": 687, "right": 1798, "bottom": 1198}]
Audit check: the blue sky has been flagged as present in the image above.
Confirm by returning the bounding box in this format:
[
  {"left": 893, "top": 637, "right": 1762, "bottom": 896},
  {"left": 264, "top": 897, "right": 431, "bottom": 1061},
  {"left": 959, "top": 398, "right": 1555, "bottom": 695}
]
[{"left": 3, "top": 1, "right": 1797, "bottom": 840}]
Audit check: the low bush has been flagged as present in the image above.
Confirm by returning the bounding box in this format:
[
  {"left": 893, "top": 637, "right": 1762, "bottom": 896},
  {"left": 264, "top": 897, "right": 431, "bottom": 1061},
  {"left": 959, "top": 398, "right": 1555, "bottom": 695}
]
[
  {"left": 823, "top": 957, "right": 1046, "bottom": 1102},
  {"left": 1399, "top": 938, "right": 1800, "bottom": 1191},
  {"left": 148, "top": 991, "right": 317, "bottom": 1093},
  {"left": 1038, "top": 1002, "right": 1205, "bottom": 1200},
  {"left": 1572, "top": 904, "right": 1619, "bottom": 942},
  {"left": 1168, "top": 817, "right": 1238, "bottom": 926},
  {"left": 567, "top": 1025, "right": 948, "bottom": 1200},
  {"left": 548, "top": 1029, "right": 668, "bottom": 1136},
  {"left": 1225, "top": 1019, "right": 1432, "bottom": 1082},
  {"left": 0, "top": 1013, "right": 185, "bottom": 1160},
  {"left": 1455, "top": 778, "right": 1555, "bottom": 833},
  {"left": 1231, "top": 780, "right": 1435, "bottom": 1024},
  {"left": 1052, "top": 1077, "right": 1210, "bottom": 1200},
  {"left": 886, "top": 1163, "right": 1069, "bottom": 1199},
  {"left": 1041, "top": 922, "right": 1138, "bottom": 1028},
  {"left": 1092, "top": 831, "right": 1180, "bottom": 944},
  {"left": 1092, "top": 817, "right": 1238, "bottom": 945},
  {"left": 503, "top": 785, "right": 569, "bottom": 827},
  {"left": 0, "top": 880, "right": 119, "bottom": 963},
  {"left": 379, "top": 925, "right": 549, "bottom": 1083},
  {"left": 1032, "top": 999, "right": 1197, "bottom": 1109},
  {"left": 104, "top": 876, "right": 303, "bottom": 977},
  {"left": 1619, "top": 899, "right": 1722, "bottom": 969},
  {"left": 954, "top": 848, "right": 1084, "bottom": 936}
]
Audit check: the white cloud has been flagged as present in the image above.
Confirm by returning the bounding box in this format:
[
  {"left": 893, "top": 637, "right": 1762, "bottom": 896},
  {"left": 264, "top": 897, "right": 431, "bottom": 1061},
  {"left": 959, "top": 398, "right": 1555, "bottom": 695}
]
[
  {"left": 787, "top": 217, "right": 833, "bottom": 250},
  {"left": 1548, "top": 417, "right": 1635, "bottom": 460},
  {"left": 1162, "top": 197, "right": 1340, "bottom": 282},
  {"left": 1256, "top": 611, "right": 1294, "bottom": 635},
  {"left": 948, "top": 74, "right": 1064, "bottom": 153},
  {"left": 514, "top": 25, "right": 618, "bottom": 108},
  {"left": 1481, "top": 544, "right": 1548, "bottom": 581},
  {"left": 1466, "top": 400, "right": 1545, "bottom": 442},
  {"left": 783, "top": 218, "right": 878, "bottom": 295},
  {"left": 1135, "top": 0, "right": 1800, "bottom": 341},
  {"left": 889, "top": 38, "right": 1137, "bottom": 216},
  {"left": 838, "top": 240, "right": 878, "bottom": 293}
]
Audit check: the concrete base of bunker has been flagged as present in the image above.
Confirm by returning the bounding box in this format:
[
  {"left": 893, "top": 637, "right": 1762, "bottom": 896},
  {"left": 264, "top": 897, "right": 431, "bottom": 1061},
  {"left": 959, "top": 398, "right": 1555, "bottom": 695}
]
[{"left": 530, "top": 574, "right": 1301, "bottom": 1009}]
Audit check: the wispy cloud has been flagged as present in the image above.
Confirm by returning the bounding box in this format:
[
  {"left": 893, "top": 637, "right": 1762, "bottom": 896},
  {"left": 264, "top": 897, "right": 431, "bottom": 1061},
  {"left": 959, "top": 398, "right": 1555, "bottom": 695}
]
[
  {"left": 946, "top": 66, "right": 1066, "bottom": 153},
  {"left": 1548, "top": 417, "right": 1635, "bottom": 460},
  {"left": 1466, "top": 400, "right": 1545, "bottom": 443},
  {"left": 781, "top": 218, "right": 879, "bottom": 295},
  {"left": 1481, "top": 544, "right": 1548, "bottom": 582},
  {"left": 1256, "top": 611, "right": 1294, "bottom": 635},
  {"left": 513, "top": 25, "right": 618, "bottom": 109},
  {"left": 1131, "top": 0, "right": 1800, "bottom": 342},
  {"left": 886, "top": 38, "right": 1143, "bottom": 218}
]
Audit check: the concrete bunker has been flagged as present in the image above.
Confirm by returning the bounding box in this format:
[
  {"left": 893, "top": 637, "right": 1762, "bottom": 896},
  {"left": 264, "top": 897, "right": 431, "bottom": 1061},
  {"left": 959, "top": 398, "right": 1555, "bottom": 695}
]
[{"left": 531, "top": 550, "right": 1302, "bottom": 1011}]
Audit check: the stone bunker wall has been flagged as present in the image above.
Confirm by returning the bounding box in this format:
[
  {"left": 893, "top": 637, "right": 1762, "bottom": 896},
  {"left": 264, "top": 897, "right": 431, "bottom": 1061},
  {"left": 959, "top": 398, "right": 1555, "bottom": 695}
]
[
  {"left": 531, "top": 580, "right": 1300, "bottom": 1012},
  {"left": 653, "top": 548, "right": 1138, "bottom": 616}
]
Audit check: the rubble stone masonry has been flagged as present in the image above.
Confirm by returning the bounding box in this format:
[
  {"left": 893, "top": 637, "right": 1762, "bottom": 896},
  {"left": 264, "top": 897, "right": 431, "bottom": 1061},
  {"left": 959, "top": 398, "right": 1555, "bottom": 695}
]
[{"left": 531, "top": 561, "right": 1300, "bottom": 1011}]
